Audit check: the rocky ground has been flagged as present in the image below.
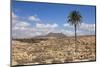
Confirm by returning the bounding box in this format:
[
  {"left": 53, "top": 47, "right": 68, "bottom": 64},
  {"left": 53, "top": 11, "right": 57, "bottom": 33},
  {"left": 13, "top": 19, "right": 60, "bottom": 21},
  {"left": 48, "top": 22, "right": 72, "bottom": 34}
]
[{"left": 12, "top": 36, "right": 96, "bottom": 66}]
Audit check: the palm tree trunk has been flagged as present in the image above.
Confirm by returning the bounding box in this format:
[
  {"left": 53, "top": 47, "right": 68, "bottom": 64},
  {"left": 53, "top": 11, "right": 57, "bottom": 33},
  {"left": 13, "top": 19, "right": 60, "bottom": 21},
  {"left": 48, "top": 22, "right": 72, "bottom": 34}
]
[
  {"left": 73, "top": 24, "right": 77, "bottom": 60},
  {"left": 74, "top": 24, "right": 77, "bottom": 52}
]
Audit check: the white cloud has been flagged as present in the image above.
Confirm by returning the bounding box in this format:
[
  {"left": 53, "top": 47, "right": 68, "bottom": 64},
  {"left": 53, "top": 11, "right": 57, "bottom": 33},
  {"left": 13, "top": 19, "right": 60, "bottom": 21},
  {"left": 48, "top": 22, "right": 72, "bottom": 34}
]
[
  {"left": 63, "top": 23, "right": 74, "bottom": 29},
  {"left": 78, "top": 23, "right": 95, "bottom": 31},
  {"left": 12, "top": 12, "right": 58, "bottom": 38},
  {"left": 36, "top": 23, "right": 58, "bottom": 28},
  {"left": 61, "top": 29, "right": 74, "bottom": 36},
  {"left": 34, "top": 23, "right": 59, "bottom": 36},
  {"left": 28, "top": 16, "right": 40, "bottom": 21},
  {"left": 12, "top": 12, "right": 59, "bottom": 38},
  {"left": 12, "top": 12, "right": 30, "bottom": 30},
  {"left": 13, "top": 21, "right": 30, "bottom": 30},
  {"left": 12, "top": 12, "right": 17, "bottom": 19},
  {"left": 12, "top": 12, "right": 34, "bottom": 38},
  {"left": 64, "top": 23, "right": 70, "bottom": 27},
  {"left": 12, "top": 12, "right": 18, "bottom": 25},
  {"left": 16, "top": 21, "right": 30, "bottom": 27},
  {"left": 63, "top": 22, "right": 95, "bottom": 36},
  {"left": 64, "top": 23, "right": 95, "bottom": 31}
]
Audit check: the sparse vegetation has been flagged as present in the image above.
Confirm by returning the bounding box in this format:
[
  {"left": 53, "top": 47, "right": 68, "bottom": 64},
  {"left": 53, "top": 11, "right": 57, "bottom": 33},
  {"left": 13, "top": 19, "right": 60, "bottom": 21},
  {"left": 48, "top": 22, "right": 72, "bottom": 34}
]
[{"left": 12, "top": 35, "right": 96, "bottom": 66}]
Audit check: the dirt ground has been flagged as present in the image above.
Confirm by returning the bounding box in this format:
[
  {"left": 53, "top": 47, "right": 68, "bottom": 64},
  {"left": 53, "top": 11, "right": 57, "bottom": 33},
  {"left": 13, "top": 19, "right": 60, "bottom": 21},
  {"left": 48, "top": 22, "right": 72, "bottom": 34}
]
[{"left": 12, "top": 36, "right": 96, "bottom": 66}]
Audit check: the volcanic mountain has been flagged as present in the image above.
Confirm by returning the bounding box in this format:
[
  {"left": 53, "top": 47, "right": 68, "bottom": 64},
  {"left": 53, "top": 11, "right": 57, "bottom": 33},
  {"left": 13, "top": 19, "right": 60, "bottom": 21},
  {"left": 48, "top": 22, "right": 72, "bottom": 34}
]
[
  {"left": 45, "top": 32, "right": 67, "bottom": 38},
  {"left": 35, "top": 32, "right": 67, "bottom": 39}
]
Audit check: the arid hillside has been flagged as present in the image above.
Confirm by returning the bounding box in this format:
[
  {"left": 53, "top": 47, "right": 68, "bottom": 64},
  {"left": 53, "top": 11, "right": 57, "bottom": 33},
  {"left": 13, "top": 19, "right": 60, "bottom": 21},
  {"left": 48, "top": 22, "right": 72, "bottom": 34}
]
[{"left": 12, "top": 36, "right": 96, "bottom": 66}]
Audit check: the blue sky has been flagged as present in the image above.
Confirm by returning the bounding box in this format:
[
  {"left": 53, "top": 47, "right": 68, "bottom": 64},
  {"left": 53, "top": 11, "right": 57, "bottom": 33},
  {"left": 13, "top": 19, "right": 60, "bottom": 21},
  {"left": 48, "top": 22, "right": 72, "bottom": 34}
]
[{"left": 12, "top": 0, "right": 96, "bottom": 38}]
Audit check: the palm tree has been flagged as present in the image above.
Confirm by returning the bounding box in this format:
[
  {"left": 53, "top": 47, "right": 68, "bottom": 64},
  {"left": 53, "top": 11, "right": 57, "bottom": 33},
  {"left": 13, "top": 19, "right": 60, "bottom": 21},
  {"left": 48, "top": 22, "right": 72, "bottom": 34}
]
[{"left": 67, "top": 10, "right": 82, "bottom": 52}]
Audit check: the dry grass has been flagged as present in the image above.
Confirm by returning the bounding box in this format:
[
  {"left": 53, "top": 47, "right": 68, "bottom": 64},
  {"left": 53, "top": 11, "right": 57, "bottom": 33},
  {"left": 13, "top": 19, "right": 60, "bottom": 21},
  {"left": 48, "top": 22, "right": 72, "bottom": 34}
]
[{"left": 12, "top": 36, "right": 96, "bottom": 66}]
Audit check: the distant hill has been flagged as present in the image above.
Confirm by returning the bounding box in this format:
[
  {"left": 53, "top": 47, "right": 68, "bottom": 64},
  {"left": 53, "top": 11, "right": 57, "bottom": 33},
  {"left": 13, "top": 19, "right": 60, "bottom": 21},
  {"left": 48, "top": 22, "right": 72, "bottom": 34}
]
[
  {"left": 45, "top": 32, "right": 67, "bottom": 38},
  {"left": 34, "top": 32, "right": 67, "bottom": 39}
]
